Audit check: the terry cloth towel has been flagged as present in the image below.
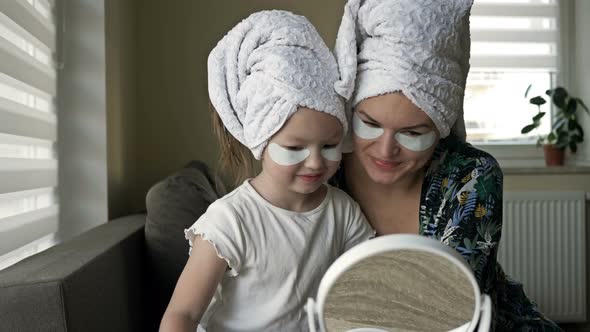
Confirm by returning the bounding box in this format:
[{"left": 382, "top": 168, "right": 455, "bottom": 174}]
[
  {"left": 208, "top": 10, "right": 347, "bottom": 159},
  {"left": 334, "top": 0, "right": 473, "bottom": 140}
]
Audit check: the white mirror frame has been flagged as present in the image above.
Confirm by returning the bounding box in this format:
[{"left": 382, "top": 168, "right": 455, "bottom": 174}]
[{"left": 306, "top": 234, "right": 492, "bottom": 332}]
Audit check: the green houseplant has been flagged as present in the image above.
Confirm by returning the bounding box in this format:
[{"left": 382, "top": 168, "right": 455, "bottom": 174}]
[{"left": 521, "top": 85, "right": 589, "bottom": 165}]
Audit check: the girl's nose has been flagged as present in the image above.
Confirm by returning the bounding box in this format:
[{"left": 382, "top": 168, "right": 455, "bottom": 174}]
[{"left": 304, "top": 149, "right": 325, "bottom": 170}]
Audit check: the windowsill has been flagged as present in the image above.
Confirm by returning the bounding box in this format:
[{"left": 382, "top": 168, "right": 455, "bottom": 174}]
[
  {"left": 0, "top": 233, "right": 59, "bottom": 270},
  {"left": 0, "top": 222, "right": 108, "bottom": 271},
  {"left": 498, "top": 159, "right": 590, "bottom": 175},
  {"left": 473, "top": 142, "right": 590, "bottom": 174}
]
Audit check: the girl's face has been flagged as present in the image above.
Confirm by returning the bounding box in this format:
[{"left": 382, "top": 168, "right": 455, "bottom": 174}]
[
  {"left": 352, "top": 92, "right": 439, "bottom": 185},
  {"left": 261, "top": 107, "right": 343, "bottom": 195}
]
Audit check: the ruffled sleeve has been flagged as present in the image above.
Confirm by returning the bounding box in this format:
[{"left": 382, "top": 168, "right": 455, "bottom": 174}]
[{"left": 185, "top": 200, "right": 247, "bottom": 276}]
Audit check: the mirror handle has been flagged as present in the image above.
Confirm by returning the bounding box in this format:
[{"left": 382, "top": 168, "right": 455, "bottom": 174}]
[
  {"left": 306, "top": 298, "right": 318, "bottom": 332},
  {"left": 477, "top": 294, "right": 492, "bottom": 332}
]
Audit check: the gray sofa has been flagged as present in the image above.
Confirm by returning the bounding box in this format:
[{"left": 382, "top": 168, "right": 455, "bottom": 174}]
[{"left": 0, "top": 161, "right": 226, "bottom": 332}]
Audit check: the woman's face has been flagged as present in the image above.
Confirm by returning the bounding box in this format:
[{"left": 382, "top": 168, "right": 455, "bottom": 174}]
[{"left": 352, "top": 92, "right": 439, "bottom": 185}]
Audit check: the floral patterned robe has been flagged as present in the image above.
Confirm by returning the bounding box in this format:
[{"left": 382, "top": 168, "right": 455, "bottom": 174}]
[{"left": 333, "top": 135, "right": 563, "bottom": 331}]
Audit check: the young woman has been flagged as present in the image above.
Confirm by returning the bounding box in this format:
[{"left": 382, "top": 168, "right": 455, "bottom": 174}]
[{"left": 332, "top": 0, "right": 563, "bottom": 330}]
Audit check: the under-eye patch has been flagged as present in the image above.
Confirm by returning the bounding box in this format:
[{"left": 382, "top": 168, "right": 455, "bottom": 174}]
[
  {"left": 321, "top": 144, "right": 342, "bottom": 162},
  {"left": 352, "top": 112, "right": 384, "bottom": 139},
  {"left": 394, "top": 131, "right": 436, "bottom": 152},
  {"left": 268, "top": 143, "right": 310, "bottom": 166}
]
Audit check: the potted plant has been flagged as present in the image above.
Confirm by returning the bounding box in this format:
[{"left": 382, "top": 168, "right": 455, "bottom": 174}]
[{"left": 521, "top": 85, "right": 589, "bottom": 166}]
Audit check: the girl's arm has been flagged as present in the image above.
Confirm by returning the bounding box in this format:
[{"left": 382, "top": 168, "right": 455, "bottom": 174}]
[{"left": 160, "top": 237, "right": 228, "bottom": 332}]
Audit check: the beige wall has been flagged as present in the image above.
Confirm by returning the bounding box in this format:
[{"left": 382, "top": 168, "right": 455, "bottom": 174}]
[
  {"left": 132, "top": 0, "right": 346, "bottom": 211},
  {"left": 574, "top": 0, "right": 590, "bottom": 162},
  {"left": 106, "top": 0, "right": 138, "bottom": 218}
]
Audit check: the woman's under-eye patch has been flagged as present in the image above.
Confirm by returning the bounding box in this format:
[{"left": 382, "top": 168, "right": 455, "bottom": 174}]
[
  {"left": 352, "top": 112, "right": 384, "bottom": 139},
  {"left": 394, "top": 131, "right": 436, "bottom": 151}
]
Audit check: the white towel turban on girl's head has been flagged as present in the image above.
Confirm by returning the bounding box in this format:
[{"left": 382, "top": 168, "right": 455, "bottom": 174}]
[
  {"left": 334, "top": 0, "right": 473, "bottom": 140},
  {"left": 208, "top": 10, "right": 347, "bottom": 160}
]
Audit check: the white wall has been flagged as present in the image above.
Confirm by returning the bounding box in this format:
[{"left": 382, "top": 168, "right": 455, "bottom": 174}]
[
  {"left": 574, "top": 0, "right": 590, "bottom": 163},
  {"left": 57, "top": 0, "right": 108, "bottom": 240}
]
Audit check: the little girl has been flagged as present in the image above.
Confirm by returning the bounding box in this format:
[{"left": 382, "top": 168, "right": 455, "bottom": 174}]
[{"left": 160, "top": 10, "right": 374, "bottom": 332}]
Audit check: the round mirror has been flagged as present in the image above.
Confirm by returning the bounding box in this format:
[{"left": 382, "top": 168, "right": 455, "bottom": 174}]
[{"left": 307, "top": 234, "right": 491, "bottom": 332}]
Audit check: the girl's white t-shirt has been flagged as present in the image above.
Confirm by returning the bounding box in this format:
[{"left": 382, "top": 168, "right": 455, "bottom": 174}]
[{"left": 185, "top": 180, "right": 374, "bottom": 332}]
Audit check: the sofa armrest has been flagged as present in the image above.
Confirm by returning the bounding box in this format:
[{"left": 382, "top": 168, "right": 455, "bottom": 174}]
[{"left": 0, "top": 214, "right": 147, "bottom": 332}]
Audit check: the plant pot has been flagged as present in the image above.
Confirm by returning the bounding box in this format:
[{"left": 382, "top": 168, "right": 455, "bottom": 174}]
[{"left": 543, "top": 144, "right": 565, "bottom": 166}]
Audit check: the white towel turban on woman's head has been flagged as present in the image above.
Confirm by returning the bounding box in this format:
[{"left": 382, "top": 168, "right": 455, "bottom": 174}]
[
  {"left": 334, "top": 0, "right": 473, "bottom": 140},
  {"left": 208, "top": 10, "right": 347, "bottom": 160}
]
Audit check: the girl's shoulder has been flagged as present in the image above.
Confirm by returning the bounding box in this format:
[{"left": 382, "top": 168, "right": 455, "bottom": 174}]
[
  {"left": 212, "top": 180, "right": 258, "bottom": 205},
  {"left": 326, "top": 184, "right": 356, "bottom": 204},
  {"left": 199, "top": 181, "right": 257, "bottom": 221}
]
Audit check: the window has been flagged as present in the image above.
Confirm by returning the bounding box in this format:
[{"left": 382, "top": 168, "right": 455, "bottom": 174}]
[
  {"left": 0, "top": 0, "right": 58, "bottom": 268},
  {"left": 465, "top": 0, "right": 559, "bottom": 144}
]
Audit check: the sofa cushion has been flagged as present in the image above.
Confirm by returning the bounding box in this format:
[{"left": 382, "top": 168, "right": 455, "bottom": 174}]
[{"left": 144, "top": 160, "right": 225, "bottom": 329}]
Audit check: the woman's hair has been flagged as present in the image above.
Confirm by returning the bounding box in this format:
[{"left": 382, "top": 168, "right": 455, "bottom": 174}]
[{"left": 210, "top": 103, "right": 256, "bottom": 187}]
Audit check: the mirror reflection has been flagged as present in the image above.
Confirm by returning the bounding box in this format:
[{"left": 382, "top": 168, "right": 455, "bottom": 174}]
[{"left": 323, "top": 250, "right": 476, "bottom": 332}]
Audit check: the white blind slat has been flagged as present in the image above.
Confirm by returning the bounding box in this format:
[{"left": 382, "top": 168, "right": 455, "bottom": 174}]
[
  {"left": 28, "top": 0, "right": 53, "bottom": 21},
  {"left": 0, "top": 100, "right": 56, "bottom": 140},
  {"left": 471, "top": 3, "right": 558, "bottom": 17},
  {"left": 0, "top": 187, "right": 54, "bottom": 203},
  {"left": 0, "top": 11, "right": 54, "bottom": 59},
  {"left": 470, "top": 0, "right": 558, "bottom": 71},
  {"left": 0, "top": 72, "right": 54, "bottom": 113},
  {"left": 0, "top": 205, "right": 59, "bottom": 253},
  {"left": 0, "top": 158, "right": 57, "bottom": 194},
  {"left": 471, "top": 30, "right": 557, "bottom": 44},
  {"left": 0, "top": 0, "right": 55, "bottom": 48},
  {"left": 0, "top": 187, "right": 55, "bottom": 221},
  {"left": 0, "top": 132, "right": 53, "bottom": 148},
  {"left": 0, "top": 158, "right": 56, "bottom": 170},
  {"left": 0, "top": 132, "right": 54, "bottom": 159},
  {"left": 0, "top": 38, "right": 56, "bottom": 95},
  {"left": 470, "top": 55, "right": 557, "bottom": 70}
]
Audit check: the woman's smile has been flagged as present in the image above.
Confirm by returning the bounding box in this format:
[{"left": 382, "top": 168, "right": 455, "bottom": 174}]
[{"left": 371, "top": 157, "right": 401, "bottom": 171}]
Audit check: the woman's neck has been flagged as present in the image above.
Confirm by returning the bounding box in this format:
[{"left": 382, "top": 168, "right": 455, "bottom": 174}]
[
  {"left": 249, "top": 174, "right": 326, "bottom": 213},
  {"left": 344, "top": 154, "right": 424, "bottom": 235}
]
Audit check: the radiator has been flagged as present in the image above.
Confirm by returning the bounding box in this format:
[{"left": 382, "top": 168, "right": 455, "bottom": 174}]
[{"left": 499, "top": 191, "right": 587, "bottom": 322}]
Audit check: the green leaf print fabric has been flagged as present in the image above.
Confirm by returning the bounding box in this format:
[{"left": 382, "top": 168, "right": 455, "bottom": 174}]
[
  {"left": 421, "top": 136, "right": 561, "bottom": 331},
  {"left": 333, "top": 135, "right": 563, "bottom": 331}
]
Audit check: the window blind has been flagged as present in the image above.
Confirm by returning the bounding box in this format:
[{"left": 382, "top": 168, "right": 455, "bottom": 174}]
[
  {"left": 470, "top": 0, "right": 558, "bottom": 71},
  {"left": 0, "top": 0, "right": 58, "bottom": 259},
  {"left": 465, "top": 0, "right": 560, "bottom": 143}
]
